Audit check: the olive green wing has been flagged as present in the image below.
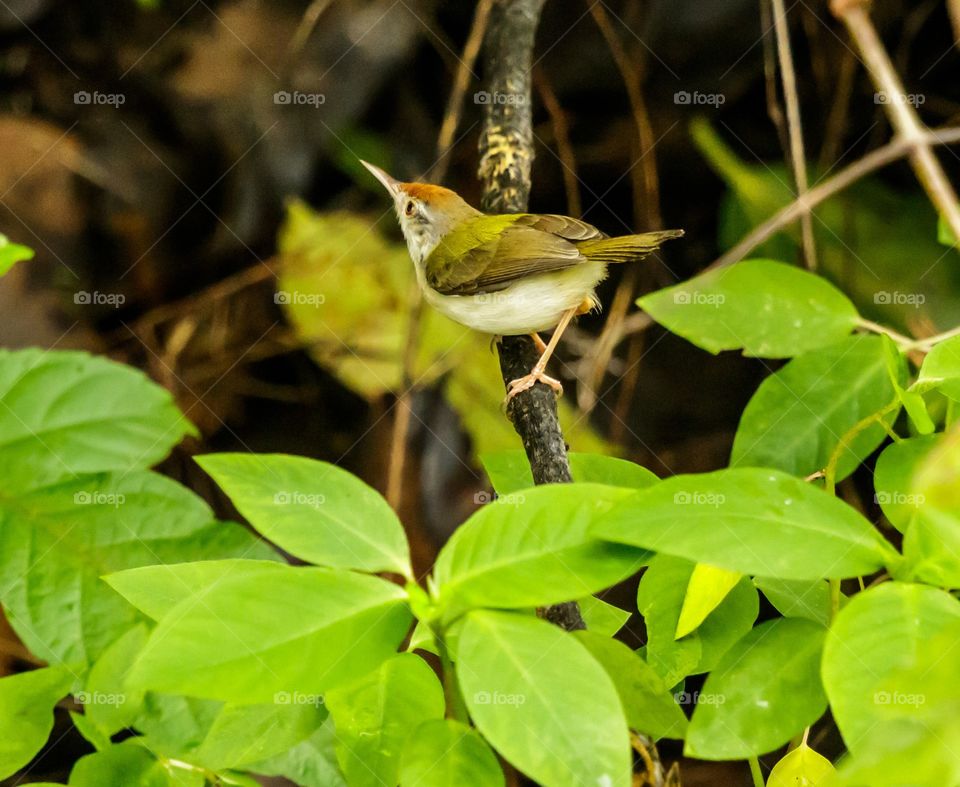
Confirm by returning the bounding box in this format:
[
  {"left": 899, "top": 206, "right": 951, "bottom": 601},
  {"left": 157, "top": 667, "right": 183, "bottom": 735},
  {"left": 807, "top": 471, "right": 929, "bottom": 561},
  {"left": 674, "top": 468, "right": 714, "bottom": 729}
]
[
  {"left": 425, "top": 213, "right": 595, "bottom": 296},
  {"left": 514, "top": 213, "right": 607, "bottom": 241}
]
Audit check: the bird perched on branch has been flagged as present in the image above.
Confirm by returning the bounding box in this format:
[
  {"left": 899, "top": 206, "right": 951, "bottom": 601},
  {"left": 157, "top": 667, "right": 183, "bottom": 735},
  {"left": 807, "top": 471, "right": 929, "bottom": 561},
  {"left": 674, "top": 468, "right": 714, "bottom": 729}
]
[{"left": 361, "top": 161, "right": 683, "bottom": 401}]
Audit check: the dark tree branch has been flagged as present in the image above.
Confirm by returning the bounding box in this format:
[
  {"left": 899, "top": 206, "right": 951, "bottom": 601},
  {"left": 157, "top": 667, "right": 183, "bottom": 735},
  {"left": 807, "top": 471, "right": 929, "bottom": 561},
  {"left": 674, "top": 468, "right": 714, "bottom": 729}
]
[{"left": 477, "top": 0, "right": 583, "bottom": 631}]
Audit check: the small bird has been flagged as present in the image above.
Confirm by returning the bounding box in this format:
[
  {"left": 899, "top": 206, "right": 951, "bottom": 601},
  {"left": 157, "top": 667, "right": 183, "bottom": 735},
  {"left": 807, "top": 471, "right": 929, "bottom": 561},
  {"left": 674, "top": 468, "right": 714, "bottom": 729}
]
[{"left": 361, "top": 161, "right": 683, "bottom": 400}]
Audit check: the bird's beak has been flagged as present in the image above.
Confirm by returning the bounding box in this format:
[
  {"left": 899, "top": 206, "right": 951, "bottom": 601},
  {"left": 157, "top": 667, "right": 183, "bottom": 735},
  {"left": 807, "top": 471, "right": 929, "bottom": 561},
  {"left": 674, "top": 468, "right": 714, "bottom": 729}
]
[{"left": 360, "top": 160, "right": 402, "bottom": 198}]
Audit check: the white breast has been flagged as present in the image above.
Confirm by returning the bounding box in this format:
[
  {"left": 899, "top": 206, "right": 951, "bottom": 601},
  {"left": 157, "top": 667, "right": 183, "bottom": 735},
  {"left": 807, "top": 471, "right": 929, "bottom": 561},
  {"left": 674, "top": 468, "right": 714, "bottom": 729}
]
[{"left": 420, "top": 261, "right": 607, "bottom": 335}]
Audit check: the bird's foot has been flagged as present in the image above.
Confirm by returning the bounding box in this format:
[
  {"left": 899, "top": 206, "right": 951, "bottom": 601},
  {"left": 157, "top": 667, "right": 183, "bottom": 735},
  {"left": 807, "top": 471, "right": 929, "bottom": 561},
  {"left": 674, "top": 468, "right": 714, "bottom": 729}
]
[{"left": 506, "top": 368, "right": 563, "bottom": 401}]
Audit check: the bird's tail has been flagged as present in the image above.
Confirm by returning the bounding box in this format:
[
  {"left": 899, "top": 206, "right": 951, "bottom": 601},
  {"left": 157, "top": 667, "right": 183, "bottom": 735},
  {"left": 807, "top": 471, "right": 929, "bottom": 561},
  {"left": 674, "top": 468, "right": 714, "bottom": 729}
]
[{"left": 577, "top": 229, "right": 684, "bottom": 264}]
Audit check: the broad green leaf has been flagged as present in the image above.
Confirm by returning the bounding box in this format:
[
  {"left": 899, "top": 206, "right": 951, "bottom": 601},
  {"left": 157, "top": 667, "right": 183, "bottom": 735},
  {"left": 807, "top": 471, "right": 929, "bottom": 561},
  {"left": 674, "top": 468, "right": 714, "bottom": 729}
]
[
  {"left": 902, "top": 428, "right": 960, "bottom": 586},
  {"left": 400, "top": 719, "right": 504, "bottom": 787},
  {"left": 637, "top": 555, "right": 758, "bottom": 685},
  {"left": 132, "top": 693, "right": 221, "bottom": 760},
  {"left": 767, "top": 744, "right": 835, "bottom": 787},
  {"left": 71, "top": 710, "right": 111, "bottom": 752},
  {"left": 636, "top": 556, "right": 701, "bottom": 684},
  {"left": 193, "top": 701, "right": 326, "bottom": 771},
  {"left": 822, "top": 582, "right": 960, "bottom": 751},
  {"left": 577, "top": 595, "right": 631, "bottom": 637},
  {"left": 0, "top": 471, "right": 275, "bottom": 665},
  {"left": 197, "top": 453, "right": 411, "bottom": 578},
  {"left": 457, "top": 610, "right": 631, "bottom": 787},
  {"left": 0, "top": 667, "right": 73, "bottom": 780},
  {"left": 731, "top": 335, "right": 902, "bottom": 481},
  {"left": 575, "top": 631, "right": 688, "bottom": 740},
  {"left": 128, "top": 562, "right": 411, "bottom": 703},
  {"left": 675, "top": 563, "right": 742, "bottom": 639},
  {"left": 686, "top": 618, "right": 828, "bottom": 759},
  {"left": 596, "top": 468, "right": 897, "bottom": 580},
  {"left": 753, "top": 577, "right": 833, "bottom": 627},
  {"left": 326, "top": 654, "right": 445, "bottom": 787},
  {"left": 873, "top": 435, "right": 939, "bottom": 532},
  {"left": 104, "top": 559, "right": 282, "bottom": 621},
  {"left": 247, "top": 719, "right": 346, "bottom": 787},
  {"left": 637, "top": 259, "right": 858, "bottom": 358},
  {"left": 0, "top": 349, "right": 195, "bottom": 494},
  {"left": 68, "top": 744, "right": 203, "bottom": 786},
  {"left": 480, "top": 450, "right": 657, "bottom": 495},
  {"left": 433, "top": 484, "right": 649, "bottom": 618},
  {"left": 915, "top": 335, "right": 960, "bottom": 402},
  {"left": 0, "top": 234, "right": 34, "bottom": 277},
  {"left": 82, "top": 625, "right": 149, "bottom": 737},
  {"left": 831, "top": 717, "right": 960, "bottom": 787}
]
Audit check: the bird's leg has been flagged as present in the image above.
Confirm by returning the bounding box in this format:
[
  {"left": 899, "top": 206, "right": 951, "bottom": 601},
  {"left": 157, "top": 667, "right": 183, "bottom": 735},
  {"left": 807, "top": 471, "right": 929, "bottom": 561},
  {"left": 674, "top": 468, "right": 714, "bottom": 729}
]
[
  {"left": 529, "top": 332, "right": 548, "bottom": 354},
  {"left": 507, "top": 307, "right": 578, "bottom": 401}
]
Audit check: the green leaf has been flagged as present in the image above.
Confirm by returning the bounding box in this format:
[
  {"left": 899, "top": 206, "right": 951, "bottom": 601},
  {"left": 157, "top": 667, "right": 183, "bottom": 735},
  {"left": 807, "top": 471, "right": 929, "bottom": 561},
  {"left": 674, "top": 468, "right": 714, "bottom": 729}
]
[
  {"left": 104, "top": 559, "right": 282, "bottom": 622},
  {"left": 830, "top": 717, "right": 960, "bottom": 787},
  {"left": 71, "top": 710, "right": 111, "bottom": 752},
  {"left": 575, "top": 631, "right": 688, "bottom": 740},
  {"left": 685, "top": 618, "right": 828, "bottom": 759},
  {"left": 0, "top": 349, "right": 195, "bottom": 494},
  {"left": 753, "top": 577, "right": 834, "bottom": 627},
  {"left": 675, "top": 563, "right": 742, "bottom": 639},
  {"left": 326, "top": 654, "right": 445, "bottom": 787},
  {"left": 637, "top": 259, "right": 858, "bottom": 358},
  {"left": 193, "top": 701, "right": 326, "bottom": 771},
  {"left": 901, "top": 428, "right": 960, "bottom": 586},
  {"left": 480, "top": 450, "right": 657, "bottom": 495},
  {"left": 81, "top": 625, "right": 149, "bottom": 737},
  {"left": 596, "top": 468, "right": 897, "bottom": 580},
  {"left": 0, "top": 667, "right": 73, "bottom": 780},
  {"left": 68, "top": 744, "right": 203, "bottom": 786},
  {"left": 767, "top": 744, "right": 835, "bottom": 787},
  {"left": 914, "top": 335, "right": 960, "bottom": 402},
  {"left": 577, "top": 595, "right": 631, "bottom": 637},
  {"left": 637, "top": 555, "right": 758, "bottom": 684},
  {"left": 197, "top": 453, "right": 411, "bottom": 577},
  {"left": 0, "top": 234, "right": 34, "bottom": 277},
  {"left": 731, "top": 335, "right": 902, "bottom": 481},
  {"left": 433, "top": 484, "right": 649, "bottom": 618},
  {"left": 822, "top": 582, "right": 960, "bottom": 751},
  {"left": 456, "top": 610, "right": 631, "bottom": 787},
  {"left": 873, "top": 435, "right": 939, "bottom": 532},
  {"left": 132, "top": 693, "right": 222, "bottom": 758},
  {"left": 127, "top": 562, "right": 411, "bottom": 703},
  {"left": 0, "top": 471, "right": 274, "bottom": 665},
  {"left": 247, "top": 718, "right": 346, "bottom": 787},
  {"left": 400, "top": 719, "right": 504, "bottom": 787}
]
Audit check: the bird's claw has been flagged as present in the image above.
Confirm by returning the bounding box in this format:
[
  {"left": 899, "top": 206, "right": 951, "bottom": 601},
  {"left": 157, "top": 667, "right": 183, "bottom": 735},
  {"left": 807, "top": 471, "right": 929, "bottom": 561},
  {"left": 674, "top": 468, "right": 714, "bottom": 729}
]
[{"left": 505, "top": 369, "right": 563, "bottom": 402}]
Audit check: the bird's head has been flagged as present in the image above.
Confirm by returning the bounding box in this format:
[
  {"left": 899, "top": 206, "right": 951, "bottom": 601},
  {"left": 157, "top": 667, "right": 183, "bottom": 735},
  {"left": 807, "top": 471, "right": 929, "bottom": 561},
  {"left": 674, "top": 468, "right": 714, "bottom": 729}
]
[{"left": 361, "top": 160, "right": 480, "bottom": 263}]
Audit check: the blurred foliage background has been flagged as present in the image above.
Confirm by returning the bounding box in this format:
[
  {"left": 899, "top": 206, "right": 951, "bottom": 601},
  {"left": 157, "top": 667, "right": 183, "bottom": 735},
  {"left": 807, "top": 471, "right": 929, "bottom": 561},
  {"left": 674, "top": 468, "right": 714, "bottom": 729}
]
[{"left": 1, "top": 0, "right": 959, "bottom": 783}]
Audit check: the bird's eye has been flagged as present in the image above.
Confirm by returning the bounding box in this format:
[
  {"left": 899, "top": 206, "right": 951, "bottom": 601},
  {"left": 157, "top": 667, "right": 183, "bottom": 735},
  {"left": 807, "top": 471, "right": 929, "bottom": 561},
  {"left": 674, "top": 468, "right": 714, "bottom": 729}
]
[{"left": 404, "top": 200, "right": 416, "bottom": 217}]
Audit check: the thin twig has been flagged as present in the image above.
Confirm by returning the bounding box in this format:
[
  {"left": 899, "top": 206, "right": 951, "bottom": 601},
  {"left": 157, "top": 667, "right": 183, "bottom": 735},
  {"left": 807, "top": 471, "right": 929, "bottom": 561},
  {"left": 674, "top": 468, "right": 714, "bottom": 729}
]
[
  {"left": 831, "top": 0, "right": 960, "bottom": 245},
  {"left": 534, "top": 66, "right": 582, "bottom": 216},
  {"left": 771, "top": 0, "right": 818, "bottom": 270},
  {"left": 429, "top": 0, "right": 494, "bottom": 182}
]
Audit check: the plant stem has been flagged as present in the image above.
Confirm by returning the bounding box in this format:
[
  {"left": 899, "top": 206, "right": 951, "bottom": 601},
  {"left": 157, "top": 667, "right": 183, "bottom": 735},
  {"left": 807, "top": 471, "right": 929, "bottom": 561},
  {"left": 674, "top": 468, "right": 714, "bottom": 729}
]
[
  {"left": 824, "top": 399, "right": 901, "bottom": 494},
  {"left": 438, "top": 635, "right": 469, "bottom": 724},
  {"left": 748, "top": 755, "right": 766, "bottom": 787}
]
